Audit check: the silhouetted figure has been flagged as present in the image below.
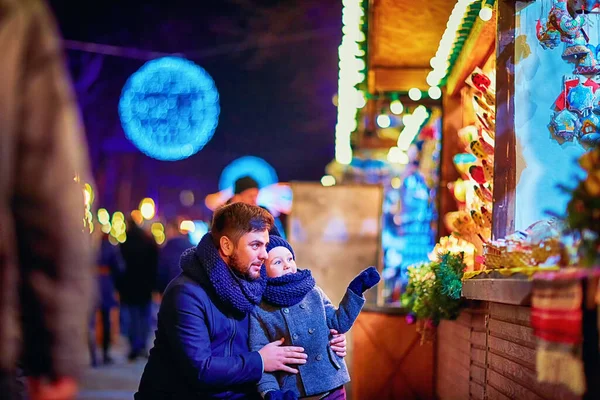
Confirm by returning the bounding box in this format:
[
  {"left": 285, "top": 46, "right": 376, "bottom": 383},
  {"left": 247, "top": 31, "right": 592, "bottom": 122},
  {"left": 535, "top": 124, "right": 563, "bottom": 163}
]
[
  {"left": 119, "top": 220, "right": 159, "bottom": 361},
  {"left": 89, "top": 232, "right": 125, "bottom": 366},
  {"left": 156, "top": 220, "right": 192, "bottom": 294}
]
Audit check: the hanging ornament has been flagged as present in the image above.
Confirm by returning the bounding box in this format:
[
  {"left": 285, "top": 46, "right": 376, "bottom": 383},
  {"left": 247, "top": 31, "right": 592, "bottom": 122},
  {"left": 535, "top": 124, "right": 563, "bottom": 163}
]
[
  {"left": 580, "top": 112, "right": 600, "bottom": 149},
  {"left": 469, "top": 165, "right": 487, "bottom": 185},
  {"left": 482, "top": 159, "right": 494, "bottom": 182},
  {"left": 549, "top": 109, "right": 581, "bottom": 143},
  {"left": 537, "top": 18, "right": 561, "bottom": 50},
  {"left": 477, "top": 128, "right": 495, "bottom": 154},
  {"left": 548, "top": 0, "right": 589, "bottom": 61},
  {"left": 573, "top": 45, "right": 600, "bottom": 74},
  {"left": 580, "top": 112, "right": 600, "bottom": 135},
  {"left": 555, "top": 76, "right": 580, "bottom": 111},
  {"left": 453, "top": 153, "right": 477, "bottom": 176},
  {"left": 471, "top": 72, "right": 491, "bottom": 92},
  {"left": 481, "top": 206, "right": 493, "bottom": 227},
  {"left": 471, "top": 209, "right": 489, "bottom": 229},
  {"left": 467, "top": 68, "right": 496, "bottom": 106},
  {"left": 567, "top": 82, "right": 594, "bottom": 115},
  {"left": 476, "top": 113, "right": 496, "bottom": 136},
  {"left": 470, "top": 140, "right": 494, "bottom": 161},
  {"left": 458, "top": 126, "right": 478, "bottom": 149}
]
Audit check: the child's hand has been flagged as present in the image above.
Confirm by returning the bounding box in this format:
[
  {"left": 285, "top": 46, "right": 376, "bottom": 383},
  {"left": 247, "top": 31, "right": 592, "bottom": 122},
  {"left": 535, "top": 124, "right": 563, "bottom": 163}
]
[
  {"left": 348, "top": 266, "right": 381, "bottom": 295},
  {"left": 265, "top": 389, "right": 298, "bottom": 400}
]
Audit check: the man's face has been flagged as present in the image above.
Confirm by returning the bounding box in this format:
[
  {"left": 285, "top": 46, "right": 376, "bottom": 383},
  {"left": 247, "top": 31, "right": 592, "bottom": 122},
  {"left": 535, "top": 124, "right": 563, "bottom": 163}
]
[
  {"left": 228, "top": 229, "right": 269, "bottom": 280},
  {"left": 238, "top": 188, "right": 259, "bottom": 206}
]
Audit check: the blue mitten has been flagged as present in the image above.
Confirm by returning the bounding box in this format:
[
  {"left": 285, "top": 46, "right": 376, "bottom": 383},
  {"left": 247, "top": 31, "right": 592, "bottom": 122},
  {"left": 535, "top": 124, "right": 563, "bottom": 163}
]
[
  {"left": 348, "top": 266, "right": 381, "bottom": 295},
  {"left": 265, "top": 390, "right": 298, "bottom": 400}
]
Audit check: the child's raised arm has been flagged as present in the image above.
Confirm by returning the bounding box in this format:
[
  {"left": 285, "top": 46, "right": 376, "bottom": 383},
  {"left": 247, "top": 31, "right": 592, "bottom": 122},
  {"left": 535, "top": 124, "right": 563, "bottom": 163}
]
[{"left": 319, "top": 267, "right": 380, "bottom": 333}]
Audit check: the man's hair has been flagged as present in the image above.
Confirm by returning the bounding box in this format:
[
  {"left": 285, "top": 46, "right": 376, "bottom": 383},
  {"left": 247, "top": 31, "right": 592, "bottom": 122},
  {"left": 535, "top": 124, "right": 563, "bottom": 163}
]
[{"left": 211, "top": 202, "right": 273, "bottom": 248}]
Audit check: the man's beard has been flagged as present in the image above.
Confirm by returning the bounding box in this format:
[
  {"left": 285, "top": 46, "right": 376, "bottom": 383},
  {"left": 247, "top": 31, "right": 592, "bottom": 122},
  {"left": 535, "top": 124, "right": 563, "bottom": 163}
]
[{"left": 229, "top": 251, "right": 259, "bottom": 280}]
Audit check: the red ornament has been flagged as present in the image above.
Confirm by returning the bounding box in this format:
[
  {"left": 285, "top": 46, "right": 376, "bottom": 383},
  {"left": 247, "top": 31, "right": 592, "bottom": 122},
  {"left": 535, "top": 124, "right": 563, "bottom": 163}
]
[{"left": 469, "top": 165, "right": 487, "bottom": 184}]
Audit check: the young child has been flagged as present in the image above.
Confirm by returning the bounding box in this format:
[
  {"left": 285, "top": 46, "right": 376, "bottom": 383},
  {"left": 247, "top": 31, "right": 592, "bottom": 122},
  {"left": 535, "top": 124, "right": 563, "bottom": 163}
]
[{"left": 249, "top": 235, "right": 380, "bottom": 400}]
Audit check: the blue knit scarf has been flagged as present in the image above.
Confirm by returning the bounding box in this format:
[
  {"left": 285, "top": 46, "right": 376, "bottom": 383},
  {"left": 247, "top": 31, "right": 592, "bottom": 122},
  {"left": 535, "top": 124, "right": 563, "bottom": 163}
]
[
  {"left": 180, "top": 233, "right": 266, "bottom": 314},
  {"left": 261, "top": 267, "right": 316, "bottom": 307}
]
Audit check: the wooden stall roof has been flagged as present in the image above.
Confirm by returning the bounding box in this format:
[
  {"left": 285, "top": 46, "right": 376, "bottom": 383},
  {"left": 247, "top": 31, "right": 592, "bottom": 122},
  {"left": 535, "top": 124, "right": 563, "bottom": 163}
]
[{"left": 368, "top": 0, "right": 456, "bottom": 92}]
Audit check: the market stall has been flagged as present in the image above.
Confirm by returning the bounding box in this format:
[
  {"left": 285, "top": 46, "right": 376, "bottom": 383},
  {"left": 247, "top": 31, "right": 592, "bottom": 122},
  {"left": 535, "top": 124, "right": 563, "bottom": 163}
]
[
  {"left": 411, "top": 1, "right": 600, "bottom": 399},
  {"left": 315, "top": 1, "right": 599, "bottom": 399}
]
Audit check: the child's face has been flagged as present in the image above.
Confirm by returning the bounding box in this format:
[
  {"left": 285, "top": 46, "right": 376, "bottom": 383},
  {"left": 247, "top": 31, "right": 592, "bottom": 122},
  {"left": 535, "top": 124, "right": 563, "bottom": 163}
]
[{"left": 265, "top": 246, "right": 297, "bottom": 278}]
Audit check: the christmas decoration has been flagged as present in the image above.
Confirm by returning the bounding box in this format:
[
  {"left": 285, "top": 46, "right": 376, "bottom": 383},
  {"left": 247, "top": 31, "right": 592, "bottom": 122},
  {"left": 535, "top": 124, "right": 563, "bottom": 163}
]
[
  {"left": 401, "top": 252, "right": 467, "bottom": 342},
  {"left": 119, "top": 56, "right": 220, "bottom": 161},
  {"left": 567, "top": 82, "right": 594, "bottom": 115},
  {"left": 549, "top": 109, "right": 582, "bottom": 143},
  {"left": 538, "top": 2, "right": 600, "bottom": 148}
]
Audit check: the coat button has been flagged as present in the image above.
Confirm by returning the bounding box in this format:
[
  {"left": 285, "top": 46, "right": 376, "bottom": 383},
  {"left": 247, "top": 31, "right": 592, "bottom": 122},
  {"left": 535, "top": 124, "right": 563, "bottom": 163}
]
[
  {"left": 283, "top": 308, "right": 289, "bottom": 314},
  {"left": 308, "top": 328, "right": 315, "bottom": 334},
  {"left": 316, "top": 354, "right": 323, "bottom": 361},
  {"left": 293, "top": 334, "right": 299, "bottom": 340},
  {"left": 299, "top": 304, "right": 305, "bottom": 309}
]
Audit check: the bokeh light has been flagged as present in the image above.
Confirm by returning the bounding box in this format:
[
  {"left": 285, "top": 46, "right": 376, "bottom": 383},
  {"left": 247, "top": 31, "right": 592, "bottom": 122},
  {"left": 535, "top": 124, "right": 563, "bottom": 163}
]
[
  {"left": 390, "top": 100, "right": 404, "bottom": 115},
  {"left": 189, "top": 221, "right": 209, "bottom": 245},
  {"left": 139, "top": 198, "right": 156, "bottom": 220},
  {"left": 321, "top": 175, "right": 336, "bottom": 187},
  {"left": 119, "top": 56, "right": 220, "bottom": 161},
  {"left": 218, "top": 156, "right": 278, "bottom": 192},
  {"left": 179, "top": 190, "right": 195, "bottom": 207},
  {"left": 179, "top": 220, "right": 195, "bottom": 233}
]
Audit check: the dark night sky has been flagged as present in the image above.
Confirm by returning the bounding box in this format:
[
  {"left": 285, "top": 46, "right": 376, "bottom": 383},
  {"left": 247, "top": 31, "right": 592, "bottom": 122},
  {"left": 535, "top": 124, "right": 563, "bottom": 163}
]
[{"left": 47, "top": 0, "right": 341, "bottom": 218}]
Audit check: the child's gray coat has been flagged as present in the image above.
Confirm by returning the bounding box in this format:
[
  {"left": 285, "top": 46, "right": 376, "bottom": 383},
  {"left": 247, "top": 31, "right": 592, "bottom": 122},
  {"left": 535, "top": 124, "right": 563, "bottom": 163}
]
[{"left": 249, "top": 286, "right": 365, "bottom": 397}]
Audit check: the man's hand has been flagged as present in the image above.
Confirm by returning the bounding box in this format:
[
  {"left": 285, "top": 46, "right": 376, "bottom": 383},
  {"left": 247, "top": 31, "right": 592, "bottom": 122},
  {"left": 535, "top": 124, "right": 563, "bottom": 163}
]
[
  {"left": 258, "top": 338, "right": 307, "bottom": 374},
  {"left": 28, "top": 377, "right": 78, "bottom": 400},
  {"left": 329, "top": 329, "right": 347, "bottom": 357}
]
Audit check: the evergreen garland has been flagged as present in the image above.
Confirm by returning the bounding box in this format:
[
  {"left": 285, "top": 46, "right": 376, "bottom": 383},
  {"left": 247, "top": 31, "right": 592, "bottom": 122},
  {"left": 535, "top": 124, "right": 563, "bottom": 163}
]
[{"left": 401, "top": 251, "right": 467, "bottom": 325}]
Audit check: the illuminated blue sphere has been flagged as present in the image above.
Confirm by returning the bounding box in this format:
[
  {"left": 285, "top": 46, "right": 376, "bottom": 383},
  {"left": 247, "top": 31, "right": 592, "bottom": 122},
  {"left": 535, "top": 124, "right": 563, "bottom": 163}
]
[
  {"left": 118, "top": 56, "right": 220, "bottom": 161},
  {"left": 219, "top": 156, "right": 278, "bottom": 191}
]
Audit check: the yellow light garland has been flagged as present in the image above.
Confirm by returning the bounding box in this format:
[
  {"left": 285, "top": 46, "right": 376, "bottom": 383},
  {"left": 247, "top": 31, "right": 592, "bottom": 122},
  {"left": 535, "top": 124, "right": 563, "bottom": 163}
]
[
  {"left": 427, "top": 0, "right": 478, "bottom": 87},
  {"left": 334, "top": 0, "right": 367, "bottom": 165}
]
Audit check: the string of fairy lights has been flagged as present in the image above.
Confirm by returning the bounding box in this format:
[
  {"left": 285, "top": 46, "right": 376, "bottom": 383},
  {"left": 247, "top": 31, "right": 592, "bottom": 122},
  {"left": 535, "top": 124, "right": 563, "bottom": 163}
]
[
  {"left": 333, "top": 0, "right": 494, "bottom": 169},
  {"left": 334, "top": 0, "right": 368, "bottom": 165}
]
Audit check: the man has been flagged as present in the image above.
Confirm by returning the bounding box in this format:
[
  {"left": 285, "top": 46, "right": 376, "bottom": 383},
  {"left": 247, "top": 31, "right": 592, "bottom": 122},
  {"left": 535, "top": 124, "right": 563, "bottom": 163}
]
[
  {"left": 0, "top": 1, "right": 94, "bottom": 399},
  {"left": 136, "top": 203, "right": 346, "bottom": 399}
]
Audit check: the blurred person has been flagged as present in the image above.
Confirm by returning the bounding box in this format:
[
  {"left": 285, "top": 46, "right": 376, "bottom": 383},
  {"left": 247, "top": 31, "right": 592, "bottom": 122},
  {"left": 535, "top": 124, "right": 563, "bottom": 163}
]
[
  {"left": 135, "top": 203, "right": 347, "bottom": 399},
  {"left": 0, "top": 0, "right": 94, "bottom": 399},
  {"left": 230, "top": 176, "right": 260, "bottom": 206},
  {"left": 89, "top": 226, "right": 125, "bottom": 366},
  {"left": 155, "top": 219, "right": 192, "bottom": 294},
  {"left": 229, "top": 176, "right": 283, "bottom": 237},
  {"left": 119, "top": 219, "right": 159, "bottom": 361}
]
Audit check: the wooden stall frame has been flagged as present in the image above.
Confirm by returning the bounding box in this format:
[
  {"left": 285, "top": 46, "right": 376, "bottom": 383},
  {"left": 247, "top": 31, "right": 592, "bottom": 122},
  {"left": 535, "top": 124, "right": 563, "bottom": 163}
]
[{"left": 492, "top": 0, "right": 517, "bottom": 239}]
